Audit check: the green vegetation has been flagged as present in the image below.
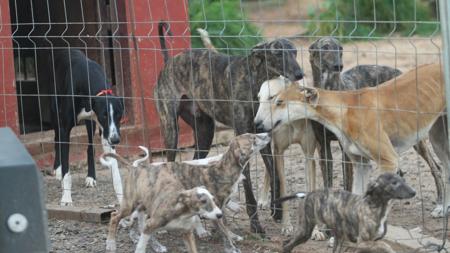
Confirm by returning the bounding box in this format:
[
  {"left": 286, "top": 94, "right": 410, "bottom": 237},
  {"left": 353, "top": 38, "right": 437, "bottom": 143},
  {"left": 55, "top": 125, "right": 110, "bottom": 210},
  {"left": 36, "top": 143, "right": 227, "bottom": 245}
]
[
  {"left": 189, "top": 0, "right": 263, "bottom": 55},
  {"left": 306, "top": 0, "right": 438, "bottom": 39}
]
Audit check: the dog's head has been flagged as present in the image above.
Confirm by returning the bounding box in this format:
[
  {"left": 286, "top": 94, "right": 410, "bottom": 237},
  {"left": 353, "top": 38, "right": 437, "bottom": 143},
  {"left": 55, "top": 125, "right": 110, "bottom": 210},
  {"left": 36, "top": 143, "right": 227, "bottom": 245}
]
[
  {"left": 250, "top": 38, "right": 304, "bottom": 82},
  {"left": 92, "top": 95, "right": 124, "bottom": 145},
  {"left": 229, "top": 133, "right": 271, "bottom": 166},
  {"left": 179, "top": 186, "right": 223, "bottom": 220},
  {"left": 309, "top": 37, "right": 343, "bottom": 86},
  {"left": 256, "top": 77, "right": 298, "bottom": 132},
  {"left": 254, "top": 85, "right": 318, "bottom": 133},
  {"left": 365, "top": 173, "right": 416, "bottom": 200}
]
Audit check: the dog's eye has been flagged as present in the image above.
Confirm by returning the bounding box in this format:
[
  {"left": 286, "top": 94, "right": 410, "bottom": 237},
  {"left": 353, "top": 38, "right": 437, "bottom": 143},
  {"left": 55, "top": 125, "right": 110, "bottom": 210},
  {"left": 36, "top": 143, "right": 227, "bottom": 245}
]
[
  {"left": 275, "top": 99, "right": 284, "bottom": 106},
  {"left": 201, "top": 199, "right": 207, "bottom": 204},
  {"left": 268, "top": 95, "right": 274, "bottom": 100}
]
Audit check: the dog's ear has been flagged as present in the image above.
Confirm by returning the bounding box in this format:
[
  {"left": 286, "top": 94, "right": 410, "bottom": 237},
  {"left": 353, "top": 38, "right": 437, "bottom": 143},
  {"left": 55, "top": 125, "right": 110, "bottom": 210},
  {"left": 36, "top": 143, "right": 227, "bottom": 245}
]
[
  {"left": 298, "top": 86, "right": 319, "bottom": 107},
  {"left": 177, "top": 190, "right": 193, "bottom": 205},
  {"left": 365, "top": 180, "right": 378, "bottom": 197},
  {"left": 250, "top": 42, "right": 268, "bottom": 64}
]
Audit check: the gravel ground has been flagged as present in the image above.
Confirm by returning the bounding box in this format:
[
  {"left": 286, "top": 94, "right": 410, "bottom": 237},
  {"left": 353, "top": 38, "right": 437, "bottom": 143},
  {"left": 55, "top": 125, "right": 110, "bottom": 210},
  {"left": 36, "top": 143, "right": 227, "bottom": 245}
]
[{"left": 44, "top": 138, "right": 447, "bottom": 253}]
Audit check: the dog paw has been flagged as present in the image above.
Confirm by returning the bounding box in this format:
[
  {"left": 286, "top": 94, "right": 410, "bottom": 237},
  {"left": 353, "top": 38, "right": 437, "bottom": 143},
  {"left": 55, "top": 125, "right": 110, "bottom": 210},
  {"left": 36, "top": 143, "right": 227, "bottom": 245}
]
[
  {"left": 128, "top": 229, "right": 140, "bottom": 244},
  {"left": 60, "top": 201, "right": 73, "bottom": 206},
  {"left": 149, "top": 236, "right": 168, "bottom": 253},
  {"left": 328, "top": 237, "right": 335, "bottom": 248},
  {"left": 85, "top": 177, "right": 97, "bottom": 187},
  {"left": 281, "top": 223, "right": 294, "bottom": 235},
  {"left": 226, "top": 200, "right": 242, "bottom": 213},
  {"left": 55, "top": 166, "right": 62, "bottom": 180},
  {"left": 257, "top": 197, "right": 270, "bottom": 209},
  {"left": 311, "top": 228, "right": 327, "bottom": 241},
  {"left": 119, "top": 218, "right": 132, "bottom": 228},
  {"left": 431, "top": 204, "right": 445, "bottom": 218},
  {"left": 196, "top": 229, "right": 212, "bottom": 240},
  {"left": 106, "top": 239, "right": 117, "bottom": 252},
  {"left": 225, "top": 247, "right": 241, "bottom": 253},
  {"left": 229, "top": 231, "right": 244, "bottom": 242}
]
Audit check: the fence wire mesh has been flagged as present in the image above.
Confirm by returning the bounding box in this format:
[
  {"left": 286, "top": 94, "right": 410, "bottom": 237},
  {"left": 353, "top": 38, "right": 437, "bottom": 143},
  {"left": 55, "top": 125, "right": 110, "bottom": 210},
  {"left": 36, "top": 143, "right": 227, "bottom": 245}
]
[{"left": 1, "top": 0, "right": 450, "bottom": 252}]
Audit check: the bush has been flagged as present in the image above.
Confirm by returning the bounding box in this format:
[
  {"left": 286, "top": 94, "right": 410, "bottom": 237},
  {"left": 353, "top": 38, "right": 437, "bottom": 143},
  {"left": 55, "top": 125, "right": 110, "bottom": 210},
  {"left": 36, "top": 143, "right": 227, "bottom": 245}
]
[
  {"left": 306, "top": 0, "right": 438, "bottom": 39},
  {"left": 189, "top": 0, "right": 263, "bottom": 55}
]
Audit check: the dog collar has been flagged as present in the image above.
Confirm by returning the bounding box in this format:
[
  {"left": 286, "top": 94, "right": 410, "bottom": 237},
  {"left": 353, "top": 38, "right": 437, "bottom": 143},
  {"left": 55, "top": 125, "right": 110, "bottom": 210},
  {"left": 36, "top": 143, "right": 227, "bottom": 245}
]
[{"left": 96, "top": 89, "right": 113, "bottom": 96}]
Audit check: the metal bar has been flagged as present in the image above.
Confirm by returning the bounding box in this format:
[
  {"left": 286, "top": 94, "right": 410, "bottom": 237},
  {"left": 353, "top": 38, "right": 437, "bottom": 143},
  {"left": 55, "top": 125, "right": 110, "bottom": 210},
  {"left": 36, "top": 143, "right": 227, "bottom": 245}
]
[{"left": 439, "top": 0, "right": 450, "bottom": 217}]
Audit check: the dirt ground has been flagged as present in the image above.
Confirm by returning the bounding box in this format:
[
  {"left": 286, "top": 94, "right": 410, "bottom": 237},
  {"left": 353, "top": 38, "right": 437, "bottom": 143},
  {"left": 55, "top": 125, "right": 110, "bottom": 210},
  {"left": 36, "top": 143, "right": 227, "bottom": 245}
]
[
  {"left": 45, "top": 140, "right": 447, "bottom": 253},
  {"left": 44, "top": 1, "right": 449, "bottom": 252}
]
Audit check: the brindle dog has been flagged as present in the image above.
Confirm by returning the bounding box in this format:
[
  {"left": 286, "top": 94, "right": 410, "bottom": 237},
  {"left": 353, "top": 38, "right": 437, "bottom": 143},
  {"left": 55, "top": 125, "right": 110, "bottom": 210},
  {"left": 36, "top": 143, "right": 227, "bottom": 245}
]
[
  {"left": 154, "top": 21, "right": 304, "bottom": 232},
  {"left": 278, "top": 173, "right": 416, "bottom": 253},
  {"left": 309, "top": 37, "right": 442, "bottom": 203}
]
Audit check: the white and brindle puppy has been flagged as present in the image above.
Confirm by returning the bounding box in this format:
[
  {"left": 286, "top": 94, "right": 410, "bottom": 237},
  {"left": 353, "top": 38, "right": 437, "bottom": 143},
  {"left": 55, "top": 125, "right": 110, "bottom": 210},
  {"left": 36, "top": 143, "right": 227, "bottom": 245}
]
[
  {"left": 103, "top": 133, "right": 271, "bottom": 253},
  {"left": 278, "top": 173, "right": 416, "bottom": 253},
  {"left": 101, "top": 149, "right": 223, "bottom": 253},
  {"left": 254, "top": 63, "right": 450, "bottom": 216}
]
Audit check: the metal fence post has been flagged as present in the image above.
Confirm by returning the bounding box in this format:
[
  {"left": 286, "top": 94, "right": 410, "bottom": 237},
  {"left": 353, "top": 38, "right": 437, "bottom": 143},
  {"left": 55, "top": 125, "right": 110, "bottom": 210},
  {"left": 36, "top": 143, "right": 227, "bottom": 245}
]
[{"left": 439, "top": 0, "right": 450, "bottom": 216}]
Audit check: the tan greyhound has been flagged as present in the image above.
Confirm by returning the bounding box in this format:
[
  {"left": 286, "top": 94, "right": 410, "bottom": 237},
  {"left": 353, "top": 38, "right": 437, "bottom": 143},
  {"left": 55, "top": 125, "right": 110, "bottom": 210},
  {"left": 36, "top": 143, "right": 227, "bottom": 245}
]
[{"left": 254, "top": 63, "right": 449, "bottom": 217}]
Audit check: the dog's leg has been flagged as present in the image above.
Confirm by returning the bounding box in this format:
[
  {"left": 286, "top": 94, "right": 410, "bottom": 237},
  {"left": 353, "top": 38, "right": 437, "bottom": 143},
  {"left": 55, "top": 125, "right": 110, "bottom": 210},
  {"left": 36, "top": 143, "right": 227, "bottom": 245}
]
[
  {"left": 355, "top": 241, "right": 396, "bottom": 253},
  {"left": 194, "top": 219, "right": 211, "bottom": 239},
  {"left": 241, "top": 163, "right": 264, "bottom": 233},
  {"left": 106, "top": 210, "right": 125, "bottom": 252},
  {"left": 60, "top": 129, "right": 73, "bottom": 206},
  {"left": 179, "top": 109, "right": 215, "bottom": 160},
  {"left": 215, "top": 219, "right": 241, "bottom": 253},
  {"left": 429, "top": 116, "right": 450, "bottom": 218},
  {"left": 342, "top": 152, "right": 353, "bottom": 192},
  {"left": 136, "top": 217, "right": 168, "bottom": 253},
  {"left": 53, "top": 127, "right": 62, "bottom": 180},
  {"left": 313, "top": 123, "right": 333, "bottom": 188},
  {"left": 351, "top": 156, "right": 371, "bottom": 195},
  {"left": 101, "top": 138, "right": 123, "bottom": 204},
  {"left": 273, "top": 140, "right": 293, "bottom": 235},
  {"left": 282, "top": 214, "right": 314, "bottom": 253},
  {"left": 159, "top": 101, "right": 180, "bottom": 162},
  {"left": 414, "top": 140, "right": 443, "bottom": 204},
  {"left": 85, "top": 120, "right": 97, "bottom": 187},
  {"left": 257, "top": 169, "right": 270, "bottom": 208},
  {"left": 182, "top": 231, "right": 198, "bottom": 253},
  {"left": 260, "top": 142, "right": 283, "bottom": 222}
]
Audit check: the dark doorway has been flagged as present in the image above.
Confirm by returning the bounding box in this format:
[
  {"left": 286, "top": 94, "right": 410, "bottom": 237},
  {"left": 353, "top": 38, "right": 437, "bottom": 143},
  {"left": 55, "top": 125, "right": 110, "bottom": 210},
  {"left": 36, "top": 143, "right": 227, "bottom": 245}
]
[{"left": 9, "top": 0, "right": 129, "bottom": 134}]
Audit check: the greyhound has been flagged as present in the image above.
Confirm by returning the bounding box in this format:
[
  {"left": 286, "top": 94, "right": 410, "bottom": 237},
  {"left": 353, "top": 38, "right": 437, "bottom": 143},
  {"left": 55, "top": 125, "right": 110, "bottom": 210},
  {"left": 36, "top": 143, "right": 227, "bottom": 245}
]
[
  {"left": 309, "top": 37, "right": 443, "bottom": 211},
  {"left": 278, "top": 173, "right": 416, "bottom": 253},
  {"left": 254, "top": 63, "right": 449, "bottom": 217},
  {"left": 154, "top": 21, "right": 304, "bottom": 232}
]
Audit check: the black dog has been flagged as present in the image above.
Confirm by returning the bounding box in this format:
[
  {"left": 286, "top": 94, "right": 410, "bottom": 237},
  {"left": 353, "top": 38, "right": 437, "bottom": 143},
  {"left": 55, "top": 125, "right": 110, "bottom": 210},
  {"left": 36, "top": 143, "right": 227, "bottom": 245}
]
[
  {"left": 154, "top": 21, "right": 304, "bottom": 233},
  {"left": 49, "top": 49, "right": 124, "bottom": 206}
]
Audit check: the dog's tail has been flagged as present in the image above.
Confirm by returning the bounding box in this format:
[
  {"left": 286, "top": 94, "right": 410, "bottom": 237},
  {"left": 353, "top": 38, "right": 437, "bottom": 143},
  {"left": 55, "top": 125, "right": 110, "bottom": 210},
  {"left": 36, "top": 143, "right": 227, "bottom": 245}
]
[
  {"left": 196, "top": 28, "right": 218, "bottom": 53},
  {"left": 132, "top": 146, "right": 149, "bottom": 167},
  {"left": 273, "top": 192, "right": 307, "bottom": 204},
  {"left": 100, "top": 152, "right": 132, "bottom": 168},
  {"left": 100, "top": 146, "right": 149, "bottom": 169},
  {"left": 158, "top": 21, "right": 172, "bottom": 64}
]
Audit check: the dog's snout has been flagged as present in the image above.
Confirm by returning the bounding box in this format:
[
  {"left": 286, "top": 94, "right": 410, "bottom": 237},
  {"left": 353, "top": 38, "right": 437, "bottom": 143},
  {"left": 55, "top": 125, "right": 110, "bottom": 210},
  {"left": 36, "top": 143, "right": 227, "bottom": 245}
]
[
  {"left": 255, "top": 121, "right": 264, "bottom": 132},
  {"left": 294, "top": 71, "right": 304, "bottom": 80},
  {"left": 109, "top": 136, "right": 120, "bottom": 145},
  {"left": 333, "top": 65, "right": 343, "bottom": 72},
  {"left": 216, "top": 213, "right": 223, "bottom": 219}
]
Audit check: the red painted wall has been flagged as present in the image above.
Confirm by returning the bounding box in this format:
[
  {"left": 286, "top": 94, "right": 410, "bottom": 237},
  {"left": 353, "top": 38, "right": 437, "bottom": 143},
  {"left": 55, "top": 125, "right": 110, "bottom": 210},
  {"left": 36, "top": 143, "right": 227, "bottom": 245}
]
[
  {"left": 0, "top": 1, "right": 18, "bottom": 134},
  {"left": 122, "top": 0, "right": 193, "bottom": 151},
  {"left": 0, "top": 0, "right": 194, "bottom": 167}
]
